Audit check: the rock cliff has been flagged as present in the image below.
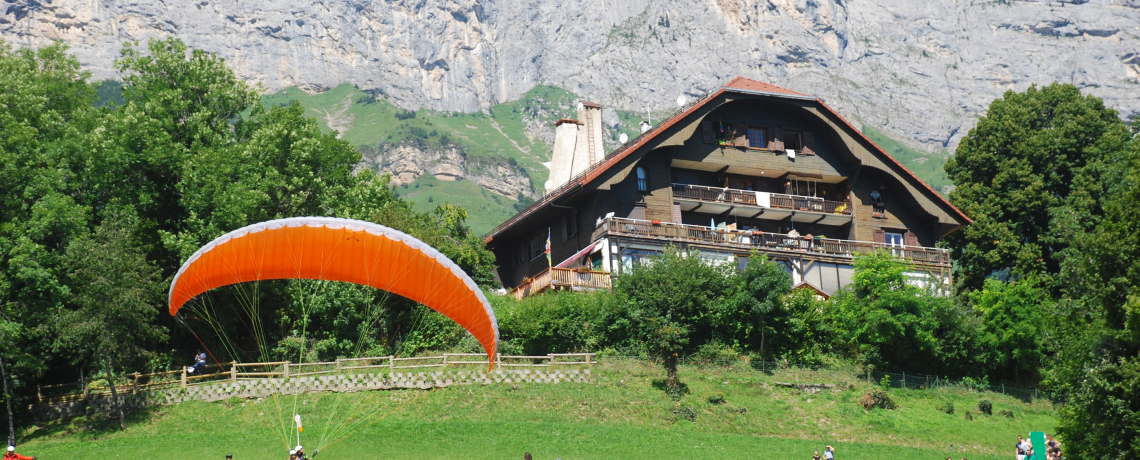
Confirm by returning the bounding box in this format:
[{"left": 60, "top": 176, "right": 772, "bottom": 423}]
[{"left": 4, "top": 0, "right": 1137, "bottom": 153}]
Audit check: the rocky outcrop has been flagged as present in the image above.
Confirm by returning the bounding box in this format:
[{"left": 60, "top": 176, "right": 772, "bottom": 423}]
[
  {"left": 2, "top": 0, "right": 1137, "bottom": 153},
  {"left": 358, "top": 143, "right": 534, "bottom": 199}
]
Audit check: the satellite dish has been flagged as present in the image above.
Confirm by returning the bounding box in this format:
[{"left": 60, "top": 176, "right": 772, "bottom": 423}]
[
  {"left": 676, "top": 95, "right": 687, "bottom": 107},
  {"left": 544, "top": 180, "right": 553, "bottom": 190},
  {"left": 619, "top": 133, "right": 629, "bottom": 143}
]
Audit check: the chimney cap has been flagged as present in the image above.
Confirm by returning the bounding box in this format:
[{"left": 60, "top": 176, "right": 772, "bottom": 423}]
[
  {"left": 580, "top": 101, "right": 602, "bottom": 109},
  {"left": 554, "top": 118, "right": 583, "bottom": 127}
]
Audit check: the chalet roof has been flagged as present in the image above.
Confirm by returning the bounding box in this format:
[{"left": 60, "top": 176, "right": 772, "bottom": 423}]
[
  {"left": 791, "top": 281, "right": 830, "bottom": 300},
  {"left": 580, "top": 101, "right": 602, "bottom": 109},
  {"left": 485, "top": 76, "right": 971, "bottom": 242},
  {"left": 554, "top": 118, "right": 583, "bottom": 126}
]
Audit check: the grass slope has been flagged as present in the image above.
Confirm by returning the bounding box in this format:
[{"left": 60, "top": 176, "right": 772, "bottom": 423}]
[
  {"left": 21, "top": 360, "right": 1053, "bottom": 459},
  {"left": 862, "top": 126, "right": 953, "bottom": 195},
  {"left": 262, "top": 84, "right": 647, "bottom": 234}
]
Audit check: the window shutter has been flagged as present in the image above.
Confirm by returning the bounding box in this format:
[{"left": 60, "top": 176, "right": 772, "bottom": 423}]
[
  {"left": 701, "top": 121, "right": 714, "bottom": 143},
  {"left": 873, "top": 229, "right": 886, "bottom": 244},
  {"left": 734, "top": 129, "right": 748, "bottom": 147},
  {"left": 904, "top": 231, "right": 919, "bottom": 247},
  {"left": 672, "top": 204, "right": 682, "bottom": 223},
  {"left": 769, "top": 127, "right": 784, "bottom": 151},
  {"left": 802, "top": 131, "right": 815, "bottom": 155}
]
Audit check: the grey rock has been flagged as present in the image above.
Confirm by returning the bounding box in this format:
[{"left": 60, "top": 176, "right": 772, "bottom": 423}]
[{"left": 3, "top": 0, "right": 1137, "bottom": 155}]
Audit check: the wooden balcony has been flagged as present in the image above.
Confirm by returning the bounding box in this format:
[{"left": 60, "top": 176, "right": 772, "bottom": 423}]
[
  {"left": 511, "top": 267, "right": 613, "bottom": 300},
  {"left": 672, "top": 184, "right": 852, "bottom": 226},
  {"left": 593, "top": 217, "right": 950, "bottom": 268}
]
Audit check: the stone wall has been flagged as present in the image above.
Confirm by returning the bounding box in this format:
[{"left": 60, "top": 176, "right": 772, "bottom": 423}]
[{"left": 30, "top": 368, "right": 592, "bottom": 422}]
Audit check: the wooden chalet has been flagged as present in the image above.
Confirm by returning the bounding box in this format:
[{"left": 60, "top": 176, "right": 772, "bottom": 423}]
[{"left": 485, "top": 77, "right": 971, "bottom": 298}]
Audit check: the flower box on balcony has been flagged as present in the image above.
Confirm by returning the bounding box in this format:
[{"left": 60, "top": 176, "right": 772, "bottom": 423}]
[{"left": 651, "top": 220, "right": 662, "bottom": 225}]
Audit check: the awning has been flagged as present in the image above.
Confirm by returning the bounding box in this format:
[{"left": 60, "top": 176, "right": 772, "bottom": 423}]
[{"left": 556, "top": 242, "right": 601, "bottom": 268}]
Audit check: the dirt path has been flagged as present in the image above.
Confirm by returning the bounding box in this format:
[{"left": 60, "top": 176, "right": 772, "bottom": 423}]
[
  {"left": 489, "top": 118, "right": 530, "bottom": 156},
  {"left": 317, "top": 94, "right": 356, "bottom": 138}
]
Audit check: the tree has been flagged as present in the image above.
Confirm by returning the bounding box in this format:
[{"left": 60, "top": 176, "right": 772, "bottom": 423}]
[
  {"left": 722, "top": 253, "right": 791, "bottom": 358},
  {"left": 828, "top": 251, "right": 945, "bottom": 372},
  {"left": 943, "top": 83, "right": 1131, "bottom": 293},
  {"left": 615, "top": 247, "right": 736, "bottom": 393},
  {"left": 54, "top": 207, "right": 165, "bottom": 430},
  {"left": 968, "top": 277, "right": 1049, "bottom": 382}
]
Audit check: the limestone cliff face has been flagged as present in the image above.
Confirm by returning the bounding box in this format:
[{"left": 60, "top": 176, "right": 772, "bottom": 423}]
[
  {"left": 357, "top": 143, "right": 533, "bottom": 199},
  {"left": 4, "top": 0, "right": 1137, "bottom": 152}
]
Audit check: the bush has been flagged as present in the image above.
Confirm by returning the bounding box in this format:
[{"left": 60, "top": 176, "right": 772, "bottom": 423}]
[
  {"left": 937, "top": 400, "right": 955, "bottom": 414},
  {"left": 707, "top": 392, "right": 726, "bottom": 405},
  {"left": 999, "top": 409, "right": 1015, "bottom": 418},
  {"left": 978, "top": 399, "right": 993, "bottom": 415},
  {"left": 670, "top": 405, "right": 698, "bottom": 422},
  {"left": 692, "top": 341, "right": 739, "bottom": 365},
  {"left": 859, "top": 388, "right": 896, "bottom": 410},
  {"left": 395, "top": 109, "right": 416, "bottom": 120}
]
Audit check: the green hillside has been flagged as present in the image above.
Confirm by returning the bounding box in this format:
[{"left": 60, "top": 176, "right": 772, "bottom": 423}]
[
  {"left": 21, "top": 360, "right": 1053, "bottom": 460},
  {"left": 862, "top": 126, "right": 953, "bottom": 195},
  {"left": 262, "top": 84, "right": 648, "bottom": 235}
]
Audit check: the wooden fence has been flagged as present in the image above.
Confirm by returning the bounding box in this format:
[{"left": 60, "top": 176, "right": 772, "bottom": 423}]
[{"left": 37, "top": 353, "right": 595, "bottom": 404}]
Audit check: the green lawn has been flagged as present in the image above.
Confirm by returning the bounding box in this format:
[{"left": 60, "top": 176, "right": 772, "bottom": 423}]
[
  {"left": 862, "top": 126, "right": 953, "bottom": 195},
  {"left": 20, "top": 360, "right": 1054, "bottom": 459}
]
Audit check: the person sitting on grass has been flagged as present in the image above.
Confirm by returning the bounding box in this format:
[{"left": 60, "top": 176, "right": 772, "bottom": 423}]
[
  {"left": 3, "top": 446, "right": 34, "bottom": 460},
  {"left": 812, "top": 450, "right": 821, "bottom": 460}
]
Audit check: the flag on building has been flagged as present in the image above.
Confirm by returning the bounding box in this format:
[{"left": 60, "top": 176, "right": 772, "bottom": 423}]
[{"left": 545, "top": 228, "right": 552, "bottom": 268}]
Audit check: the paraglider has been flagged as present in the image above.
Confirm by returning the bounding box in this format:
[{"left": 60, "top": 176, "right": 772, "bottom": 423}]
[
  {"left": 167, "top": 217, "right": 500, "bottom": 454},
  {"left": 168, "top": 217, "right": 499, "bottom": 361}
]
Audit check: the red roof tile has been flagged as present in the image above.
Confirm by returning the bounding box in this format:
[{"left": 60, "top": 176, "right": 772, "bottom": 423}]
[{"left": 724, "top": 76, "right": 812, "bottom": 97}]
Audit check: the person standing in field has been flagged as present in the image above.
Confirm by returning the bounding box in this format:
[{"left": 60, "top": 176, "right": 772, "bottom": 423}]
[
  {"left": 812, "top": 450, "right": 821, "bottom": 460},
  {"left": 3, "top": 446, "right": 33, "bottom": 460},
  {"left": 1015, "top": 435, "right": 1027, "bottom": 460},
  {"left": 824, "top": 445, "right": 835, "bottom": 460}
]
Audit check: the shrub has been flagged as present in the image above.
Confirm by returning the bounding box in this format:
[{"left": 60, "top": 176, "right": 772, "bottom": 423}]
[
  {"left": 999, "top": 409, "right": 1015, "bottom": 418},
  {"left": 879, "top": 374, "right": 892, "bottom": 389},
  {"left": 937, "top": 400, "right": 955, "bottom": 414},
  {"left": 859, "top": 388, "right": 896, "bottom": 410},
  {"left": 395, "top": 109, "right": 416, "bottom": 120},
  {"left": 692, "top": 341, "right": 739, "bottom": 365},
  {"left": 707, "top": 392, "right": 726, "bottom": 405},
  {"left": 670, "top": 405, "right": 698, "bottom": 422},
  {"left": 965, "top": 411, "right": 974, "bottom": 421},
  {"left": 978, "top": 399, "right": 993, "bottom": 415}
]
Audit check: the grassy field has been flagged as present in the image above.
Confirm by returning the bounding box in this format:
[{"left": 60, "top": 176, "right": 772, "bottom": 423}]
[
  {"left": 20, "top": 359, "right": 1054, "bottom": 459},
  {"left": 862, "top": 126, "right": 953, "bottom": 195}
]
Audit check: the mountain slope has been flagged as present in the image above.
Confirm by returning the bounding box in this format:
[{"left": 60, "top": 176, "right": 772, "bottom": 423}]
[{"left": 5, "top": 0, "right": 1138, "bottom": 158}]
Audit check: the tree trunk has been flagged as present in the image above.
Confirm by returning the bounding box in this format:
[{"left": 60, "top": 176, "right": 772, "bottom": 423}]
[
  {"left": 665, "top": 352, "right": 679, "bottom": 393},
  {"left": 759, "top": 324, "right": 766, "bottom": 361},
  {"left": 103, "top": 356, "right": 126, "bottom": 430},
  {"left": 0, "top": 354, "right": 14, "bottom": 447}
]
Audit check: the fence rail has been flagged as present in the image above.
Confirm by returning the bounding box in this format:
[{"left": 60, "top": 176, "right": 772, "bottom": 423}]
[
  {"left": 38, "top": 353, "right": 596, "bottom": 402},
  {"left": 511, "top": 267, "right": 612, "bottom": 299},
  {"left": 672, "top": 184, "right": 850, "bottom": 214},
  {"left": 596, "top": 217, "right": 950, "bottom": 267}
]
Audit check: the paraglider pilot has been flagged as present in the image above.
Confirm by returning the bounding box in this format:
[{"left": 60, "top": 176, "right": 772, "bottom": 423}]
[{"left": 4, "top": 446, "right": 34, "bottom": 460}]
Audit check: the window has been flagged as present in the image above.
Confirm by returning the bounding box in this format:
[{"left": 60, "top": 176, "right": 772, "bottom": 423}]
[
  {"left": 747, "top": 127, "right": 767, "bottom": 148},
  {"left": 636, "top": 166, "right": 648, "bottom": 193},
  {"left": 884, "top": 232, "right": 904, "bottom": 246},
  {"left": 529, "top": 233, "right": 547, "bottom": 260},
  {"left": 562, "top": 209, "right": 578, "bottom": 241},
  {"left": 784, "top": 130, "right": 803, "bottom": 151}
]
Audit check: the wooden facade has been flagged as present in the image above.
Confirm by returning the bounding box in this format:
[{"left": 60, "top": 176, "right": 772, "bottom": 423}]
[{"left": 485, "top": 77, "right": 971, "bottom": 297}]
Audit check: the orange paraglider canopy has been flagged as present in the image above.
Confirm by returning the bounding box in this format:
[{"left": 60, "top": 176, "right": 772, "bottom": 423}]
[{"left": 168, "top": 217, "right": 498, "bottom": 362}]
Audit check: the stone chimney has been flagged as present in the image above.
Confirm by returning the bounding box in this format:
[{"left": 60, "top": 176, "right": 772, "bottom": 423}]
[{"left": 547, "top": 101, "right": 606, "bottom": 191}]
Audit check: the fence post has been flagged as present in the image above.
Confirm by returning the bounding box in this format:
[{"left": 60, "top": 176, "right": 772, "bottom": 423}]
[
  {"left": 134, "top": 372, "right": 140, "bottom": 394},
  {"left": 336, "top": 358, "right": 342, "bottom": 370},
  {"left": 443, "top": 354, "right": 448, "bottom": 368},
  {"left": 283, "top": 362, "right": 291, "bottom": 379},
  {"left": 496, "top": 353, "right": 502, "bottom": 370},
  {"left": 181, "top": 367, "right": 187, "bottom": 388},
  {"left": 230, "top": 362, "right": 237, "bottom": 382},
  {"left": 37, "top": 384, "right": 41, "bottom": 403},
  {"left": 902, "top": 372, "right": 906, "bottom": 389},
  {"left": 1002, "top": 383, "right": 1005, "bottom": 395},
  {"left": 388, "top": 357, "right": 394, "bottom": 376}
]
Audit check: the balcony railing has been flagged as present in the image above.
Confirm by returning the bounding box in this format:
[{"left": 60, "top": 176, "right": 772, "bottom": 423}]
[
  {"left": 672, "top": 184, "right": 850, "bottom": 215},
  {"left": 594, "top": 217, "right": 949, "bottom": 267},
  {"left": 511, "top": 267, "right": 613, "bottom": 300}
]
